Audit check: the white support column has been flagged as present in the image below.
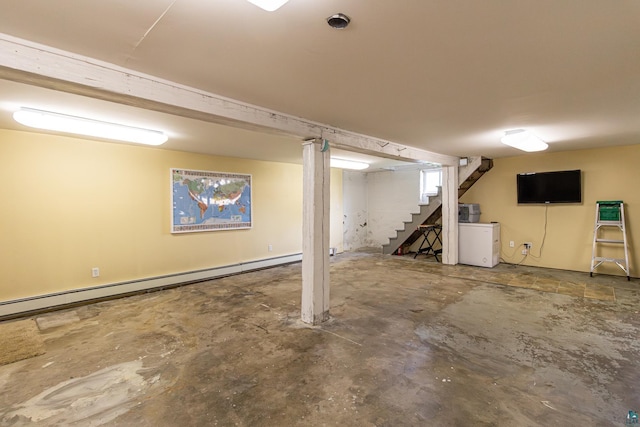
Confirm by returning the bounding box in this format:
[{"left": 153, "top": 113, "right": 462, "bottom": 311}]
[
  {"left": 441, "top": 165, "right": 459, "bottom": 265},
  {"left": 301, "top": 139, "right": 330, "bottom": 324}
]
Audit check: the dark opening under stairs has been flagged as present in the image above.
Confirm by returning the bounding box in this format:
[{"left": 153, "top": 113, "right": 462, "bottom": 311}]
[{"left": 381, "top": 157, "right": 493, "bottom": 255}]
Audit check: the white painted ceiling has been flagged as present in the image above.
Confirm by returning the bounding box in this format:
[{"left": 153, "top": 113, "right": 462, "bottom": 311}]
[{"left": 0, "top": 0, "right": 639, "bottom": 166}]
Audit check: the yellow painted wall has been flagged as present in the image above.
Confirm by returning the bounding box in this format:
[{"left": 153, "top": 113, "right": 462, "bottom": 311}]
[
  {"left": 0, "top": 129, "right": 343, "bottom": 301},
  {"left": 460, "top": 145, "right": 640, "bottom": 277}
]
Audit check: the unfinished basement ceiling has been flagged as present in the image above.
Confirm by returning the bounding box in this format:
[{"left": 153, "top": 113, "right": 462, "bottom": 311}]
[{"left": 0, "top": 0, "right": 639, "bottom": 161}]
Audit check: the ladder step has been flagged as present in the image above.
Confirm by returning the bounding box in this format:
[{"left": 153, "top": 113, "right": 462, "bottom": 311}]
[
  {"left": 593, "top": 257, "right": 626, "bottom": 263},
  {"left": 595, "top": 239, "right": 624, "bottom": 244}
]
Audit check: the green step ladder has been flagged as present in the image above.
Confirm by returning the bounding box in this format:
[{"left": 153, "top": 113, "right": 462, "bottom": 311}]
[{"left": 590, "top": 201, "right": 630, "bottom": 280}]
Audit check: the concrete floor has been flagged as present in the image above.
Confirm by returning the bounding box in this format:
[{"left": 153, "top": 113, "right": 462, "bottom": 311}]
[{"left": 1, "top": 251, "right": 639, "bottom": 426}]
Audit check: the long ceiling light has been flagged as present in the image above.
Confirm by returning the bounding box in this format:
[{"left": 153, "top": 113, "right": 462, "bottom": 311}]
[
  {"left": 13, "top": 107, "right": 168, "bottom": 146},
  {"left": 246, "top": 0, "right": 290, "bottom": 11},
  {"left": 501, "top": 129, "right": 548, "bottom": 152},
  {"left": 330, "top": 158, "right": 370, "bottom": 170}
]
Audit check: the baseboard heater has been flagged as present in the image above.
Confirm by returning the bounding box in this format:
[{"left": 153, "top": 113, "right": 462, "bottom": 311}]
[{"left": 0, "top": 253, "right": 303, "bottom": 320}]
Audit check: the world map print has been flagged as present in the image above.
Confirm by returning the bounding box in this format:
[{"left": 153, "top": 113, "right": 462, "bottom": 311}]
[{"left": 171, "top": 168, "right": 252, "bottom": 233}]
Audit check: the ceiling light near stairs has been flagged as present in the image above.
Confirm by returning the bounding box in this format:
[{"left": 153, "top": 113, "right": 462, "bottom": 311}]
[
  {"left": 330, "top": 158, "right": 370, "bottom": 170},
  {"left": 501, "top": 129, "right": 548, "bottom": 152},
  {"left": 246, "top": 0, "right": 290, "bottom": 11}
]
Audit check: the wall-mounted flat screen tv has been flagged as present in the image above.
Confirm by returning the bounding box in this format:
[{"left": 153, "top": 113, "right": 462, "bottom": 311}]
[{"left": 517, "top": 169, "right": 582, "bottom": 204}]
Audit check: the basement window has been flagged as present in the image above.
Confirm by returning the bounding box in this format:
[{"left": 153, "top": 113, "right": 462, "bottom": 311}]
[{"left": 420, "top": 169, "right": 442, "bottom": 204}]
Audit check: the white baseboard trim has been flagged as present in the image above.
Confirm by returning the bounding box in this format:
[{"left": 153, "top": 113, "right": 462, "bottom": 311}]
[{"left": 0, "top": 253, "right": 302, "bottom": 319}]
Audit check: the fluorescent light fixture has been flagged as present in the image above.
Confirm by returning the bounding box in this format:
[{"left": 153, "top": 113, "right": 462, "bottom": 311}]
[
  {"left": 13, "top": 107, "right": 168, "bottom": 146},
  {"left": 246, "top": 0, "right": 290, "bottom": 11},
  {"left": 330, "top": 158, "right": 370, "bottom": 170},
  {"left": 501, "top": 129, "right": 548, "bottom": 152}
]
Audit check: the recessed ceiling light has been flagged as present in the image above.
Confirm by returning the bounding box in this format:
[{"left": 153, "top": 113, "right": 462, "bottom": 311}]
[
  {"left": 501, "top": 129, "right": 548, "bottom": 152},
  {"left": 330, "top": 158, "right": 369, "bottom": 170},
  {"left": 246, "top": 0, "right": 289, "bottom": 11},
  {"left": 327, "top": 13, "right": 351, "bottom": 29},
  {"left": 13, "top": 107, "right": 168, "bottom": 146}
]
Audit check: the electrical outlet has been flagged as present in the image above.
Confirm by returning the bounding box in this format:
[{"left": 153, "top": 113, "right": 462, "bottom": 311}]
[
  {"left": 524, "top": 242, "right": 532, "bottom": 250},
  {"left": 91, "top": 267, "right": 100, "bottom": 278},
  {"left": 521, "top": 249, "right": 528, "bottom": 255},
  {"left": 509, "top": 240, "right": 515, "bottom": 248},
  {"left": 268, "top": 244, "right": 273, "bottom": 252}
]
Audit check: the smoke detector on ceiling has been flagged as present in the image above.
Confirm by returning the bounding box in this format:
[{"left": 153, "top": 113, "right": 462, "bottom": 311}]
[{"left": 327, "top": 13, "right": 351, "bottom": 29}]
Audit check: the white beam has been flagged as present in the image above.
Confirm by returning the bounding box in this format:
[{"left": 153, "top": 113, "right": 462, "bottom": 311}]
[
  {"left": 441, "top": 165, "right": 459, "bottom": 265},
  {"left": 0, "top": 33, "right": 458, "bottom": 166},
  {"left": 301, "top": 140, "right": 330, "bottom": 324}
]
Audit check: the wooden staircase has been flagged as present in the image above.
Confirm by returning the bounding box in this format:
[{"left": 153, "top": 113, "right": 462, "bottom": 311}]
[{"left": 381, "top": 157, "right": 493, "bottom": 255}]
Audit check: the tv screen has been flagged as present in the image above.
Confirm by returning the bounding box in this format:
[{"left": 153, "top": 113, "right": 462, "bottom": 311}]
[{"left": 517, "top": 170, "right": 582, "bottom": 204}]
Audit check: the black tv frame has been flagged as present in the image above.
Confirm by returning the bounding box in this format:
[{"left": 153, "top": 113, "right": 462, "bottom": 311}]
[{"left": 517, "top": 169, "right": 582, "bottom": 204}]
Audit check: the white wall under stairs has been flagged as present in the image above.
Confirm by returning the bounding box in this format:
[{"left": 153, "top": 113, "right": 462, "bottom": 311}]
[{"left": 343, "top": 167, "right": 431, "bottom": 250}]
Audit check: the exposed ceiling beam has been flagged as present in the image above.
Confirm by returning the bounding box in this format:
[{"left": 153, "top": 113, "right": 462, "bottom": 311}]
[{"left": 0, "top": 34, "right": 458, "bottom": 166}]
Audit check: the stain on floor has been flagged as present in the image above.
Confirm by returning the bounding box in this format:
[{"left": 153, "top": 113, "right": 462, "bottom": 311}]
[{"left": 0, "top": 251, "right": 638, "bottom": 426}]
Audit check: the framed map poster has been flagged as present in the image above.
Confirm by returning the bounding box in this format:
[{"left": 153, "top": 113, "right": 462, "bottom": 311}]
[{"left": 171, "top": 168, "right": 252, "bottom": 233}]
